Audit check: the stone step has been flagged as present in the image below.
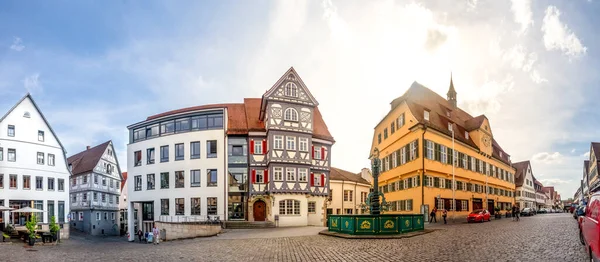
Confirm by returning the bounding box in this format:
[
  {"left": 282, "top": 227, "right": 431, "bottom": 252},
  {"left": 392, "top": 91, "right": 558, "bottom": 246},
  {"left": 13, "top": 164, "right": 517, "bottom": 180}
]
[{"left": 224, "top": 221, "right": 275, "bottom": 229}]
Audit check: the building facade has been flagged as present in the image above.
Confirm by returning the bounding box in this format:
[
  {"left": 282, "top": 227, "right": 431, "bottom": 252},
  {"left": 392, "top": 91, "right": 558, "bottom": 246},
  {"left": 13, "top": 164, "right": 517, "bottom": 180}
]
[
  {"left": 68, "top": 141, "right": 122, "bottom": 236},
  {"left": 0, "top": 94, "right": 70, "bottom": 238},
  {"left": 126, "top": 108, "right": 227, "bottom": 234},
  {"left": 372, "top": 79, "right": 515, "bottom": 221},
  {"left": 532, "top": 176, "right": 548, "bottom": 210},
  {"left": 327, "top": 167, "right": 371, "bottom": 219},
  {"left": 247, "top": 68, "right": 334, "bottom": 227},
  {"left": 126, "top": 67, "right": 334, "bottom": 240},
  {"left": 513, "top": 161, "right": 536, "bottom": 209}
]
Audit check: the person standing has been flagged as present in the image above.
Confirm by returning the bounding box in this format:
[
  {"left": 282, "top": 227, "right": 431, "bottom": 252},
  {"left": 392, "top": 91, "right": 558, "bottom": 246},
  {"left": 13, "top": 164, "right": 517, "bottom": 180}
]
[
  {"left": 152, "top": 225, "right": 160, "bottom": 245},
  {"left": 137, "top": 229, "right": 143, "bottom": 243},
  {"left": 442, "top": 209, "right": 448, "bottom": 224},
  {"left": 429, "top": 208, "right": 437, "bottom": 223},
  {"left": 512, "top": 204, "right": 519, "bottom": 221}
]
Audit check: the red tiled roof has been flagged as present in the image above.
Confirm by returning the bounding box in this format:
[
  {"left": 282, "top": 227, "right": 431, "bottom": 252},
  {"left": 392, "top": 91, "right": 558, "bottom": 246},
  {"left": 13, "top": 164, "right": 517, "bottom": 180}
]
[
  {"left": 330, "top": 167, "right": 370, "bottom": 184},
  {"left": 138, "top": 94, "right": 334, "bottom": 142},
  {"left": 67, "top": 141, "right": 111, "bottom": 176},
  {"left": 120, "top": 172, "right": 127, "bottom": 192},
  {"left": 389, "top": 82, "right": 511, "bottom": 165}
]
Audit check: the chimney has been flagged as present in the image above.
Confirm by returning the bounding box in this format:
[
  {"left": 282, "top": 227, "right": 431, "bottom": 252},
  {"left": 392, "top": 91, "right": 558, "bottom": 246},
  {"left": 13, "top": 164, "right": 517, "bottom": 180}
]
[{"left": 86, "top": 146, "right": 90, "bottom": 150}]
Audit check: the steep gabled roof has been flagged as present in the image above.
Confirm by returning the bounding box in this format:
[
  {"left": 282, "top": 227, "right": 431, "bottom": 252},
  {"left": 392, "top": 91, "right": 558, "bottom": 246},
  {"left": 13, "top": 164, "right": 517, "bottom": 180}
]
[
  {"left": 330, "top": 167, "right": 370, "bottom": 185},
  {"left": 387, "top": 82, "right": 511, "bottom": 165},
  {"left": 1, "top": 93, "right": 67, "bottom": 155},
  {"left": 512, "top": 160, "right": 530, "bottom": 187},
  {"left": 592, "top": 142, "right": 600, "bottom": 161},
  {"left": 67, "top": 141, "right": 111, "bottom": 176}
]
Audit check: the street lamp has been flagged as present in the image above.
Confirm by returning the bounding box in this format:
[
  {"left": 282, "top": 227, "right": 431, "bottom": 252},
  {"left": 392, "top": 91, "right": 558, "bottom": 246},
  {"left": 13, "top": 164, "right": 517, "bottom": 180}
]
[{"left": 369, "top": 148, "right": 382, "bottom": 215}]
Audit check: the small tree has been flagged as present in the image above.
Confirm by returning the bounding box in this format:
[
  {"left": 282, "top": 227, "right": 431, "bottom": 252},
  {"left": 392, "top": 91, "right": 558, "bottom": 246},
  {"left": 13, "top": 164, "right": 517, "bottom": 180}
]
[
  {"left": 49, "top": 216, "right": 60, "bottom": 235},
  {"left": 25, "top": 214, "right": 37, "bottom": 241}
]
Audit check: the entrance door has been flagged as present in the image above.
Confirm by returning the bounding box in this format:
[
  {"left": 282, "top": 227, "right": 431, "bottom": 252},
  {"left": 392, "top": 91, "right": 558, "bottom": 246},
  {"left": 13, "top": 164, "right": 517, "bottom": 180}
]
[
  {"left": 487, "top": 200, "right": 495, "bottom": 215},
  {"left": 253, "top": 200, "right": 266, "bottom": 221}
]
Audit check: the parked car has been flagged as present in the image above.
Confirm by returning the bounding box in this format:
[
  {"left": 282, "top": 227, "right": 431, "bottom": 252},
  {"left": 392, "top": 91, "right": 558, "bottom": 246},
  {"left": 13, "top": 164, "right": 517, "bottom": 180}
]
[
  {"left": 574, "top": 206, "right": 586, "bottom": 220},
  {"left": 538, "top": 208, "right": 547, "bottom": 214},
  {"left": 467, "top": 209, "right": 491, "bottom": 223},
  {"left": 521, "top": 208, "right": 534, "bottom": 216},
  {"left": 579, "top": 193, "right": 599, "bottom": 261}
]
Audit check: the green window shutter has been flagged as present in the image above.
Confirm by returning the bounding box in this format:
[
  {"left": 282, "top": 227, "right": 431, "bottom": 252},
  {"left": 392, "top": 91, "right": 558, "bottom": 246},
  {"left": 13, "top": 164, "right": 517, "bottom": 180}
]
[
  {"left": 415, "top": 140, "right": 419, "bottom": 158},
  {"left": 416, "top": 176, "right": 420, "bottom": 186},
  {"left": 434, "top": 177, "right": 439, "bottom": 187},
  {"left": 423, "top": 140, "right": 428, "bottom": 158},
  {"left": 435, "top": 144, "right": 440, "bottom": 161},
  {"left": 447, "top": 147, "right": 453, "bottom": 165},
  {"left": 396, "top": 150, "right": 401, "bottom": 165}
]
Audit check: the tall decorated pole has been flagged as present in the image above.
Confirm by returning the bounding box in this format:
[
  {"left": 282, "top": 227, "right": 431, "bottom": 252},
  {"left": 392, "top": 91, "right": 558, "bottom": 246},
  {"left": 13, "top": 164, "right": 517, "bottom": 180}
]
[{"left": 370, "top": 148, "right": 381, "bottom": 215}]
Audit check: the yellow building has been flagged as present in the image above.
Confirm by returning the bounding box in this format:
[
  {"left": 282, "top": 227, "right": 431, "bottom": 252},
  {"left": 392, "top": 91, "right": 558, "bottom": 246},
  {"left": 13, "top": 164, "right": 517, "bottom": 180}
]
[{"left": 370, "top": 78, "right": 516, "bottom": 220}]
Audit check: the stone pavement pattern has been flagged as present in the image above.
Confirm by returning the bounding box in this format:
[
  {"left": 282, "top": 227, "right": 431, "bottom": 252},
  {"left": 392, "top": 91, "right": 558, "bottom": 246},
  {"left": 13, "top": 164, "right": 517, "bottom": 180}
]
[{"left": 2, "top": 213, "right": 587, "bottom": 262}]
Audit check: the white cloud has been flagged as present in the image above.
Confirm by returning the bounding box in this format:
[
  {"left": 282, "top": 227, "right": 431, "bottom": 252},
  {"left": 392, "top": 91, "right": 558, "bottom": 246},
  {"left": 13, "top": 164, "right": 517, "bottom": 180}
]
[
  {"left": 532, "top": 152, "right": 563, "bottom": 164},
  {"left": 10, "top": 37, "right": 24, "bottom": 51},
  {"left": 510, "top": 0, "right": 533, "bottom": 34},
  {"left": 582, "top": 152, "right": 590, "bottom": 158},
  {"left": 541, "top": 6, "right": 587, "bottom": 58},
  {"left": 571, "top": 148, "right": 576, "bottom": 153},
  {"left": 23, "top": 73, "right": 42, "bottom": 94},
  {"left": 539, "top": 178, "right": 572, "bottom": 186}
]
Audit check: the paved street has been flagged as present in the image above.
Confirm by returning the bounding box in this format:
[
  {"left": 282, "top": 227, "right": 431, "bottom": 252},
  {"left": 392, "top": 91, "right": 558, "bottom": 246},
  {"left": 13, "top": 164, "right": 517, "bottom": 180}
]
[{"left": 3, "top": 213, "right": 587, "bottom": 262}]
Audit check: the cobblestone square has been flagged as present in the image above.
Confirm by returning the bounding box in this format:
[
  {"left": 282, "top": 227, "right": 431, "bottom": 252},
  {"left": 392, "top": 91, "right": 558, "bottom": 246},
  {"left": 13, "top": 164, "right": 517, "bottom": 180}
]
[{"left": 2, "top": 213, "right": 586, "bottom": 262}]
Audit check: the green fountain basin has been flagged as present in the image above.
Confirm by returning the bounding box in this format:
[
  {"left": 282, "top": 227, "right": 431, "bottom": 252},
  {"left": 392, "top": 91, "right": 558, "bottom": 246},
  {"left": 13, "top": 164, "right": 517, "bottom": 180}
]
[{"left": 327, "top": 214, "right": 425, "bottom": 235}]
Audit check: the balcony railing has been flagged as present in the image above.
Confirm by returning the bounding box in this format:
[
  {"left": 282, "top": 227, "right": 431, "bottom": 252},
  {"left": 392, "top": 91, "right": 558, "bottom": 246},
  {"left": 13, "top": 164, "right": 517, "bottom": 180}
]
[{"left": 157, "top": 215, "right": 224, "bottom": 224}]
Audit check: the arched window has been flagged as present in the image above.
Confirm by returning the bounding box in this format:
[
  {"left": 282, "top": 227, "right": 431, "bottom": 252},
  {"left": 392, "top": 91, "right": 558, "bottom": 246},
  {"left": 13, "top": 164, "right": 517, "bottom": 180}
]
[
  {"left": 284, "top": 108, "right": 298, "bottom": 121},
  {"left": 279, "top": 199, "right": 300, "bottom": 215},
  {"left": 284, "top": 82, "right": 298, "bottom": 97}
]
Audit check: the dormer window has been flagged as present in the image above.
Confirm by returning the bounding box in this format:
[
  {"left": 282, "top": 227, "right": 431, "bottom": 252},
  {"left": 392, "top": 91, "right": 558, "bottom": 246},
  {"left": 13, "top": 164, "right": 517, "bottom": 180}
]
[
  {"left": 500, "top": 152, "right": 503, "bottom": 157},
  {"left": 284, "top": 108, "right": 298, "bottom": 121},
  {"left": 448, "top": 122, "right": 453, "bottom": 132},
  {"left": 284, "top": 82, "right": 298, "bottom": 97},
  {"left": 23, "top": 112, "right": 30, "bottom": 118},
  {"left": 465, "top": 131, "right": 469, "bottom": 139},
  {"left": 424, "top": 111, "right": 430, "bottom": 121}
]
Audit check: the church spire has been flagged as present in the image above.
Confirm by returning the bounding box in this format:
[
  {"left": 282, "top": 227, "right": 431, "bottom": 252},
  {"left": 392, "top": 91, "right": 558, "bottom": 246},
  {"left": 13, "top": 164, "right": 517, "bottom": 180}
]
[{"left": 447, "top": 72, "right": 457, "bottom": 108}]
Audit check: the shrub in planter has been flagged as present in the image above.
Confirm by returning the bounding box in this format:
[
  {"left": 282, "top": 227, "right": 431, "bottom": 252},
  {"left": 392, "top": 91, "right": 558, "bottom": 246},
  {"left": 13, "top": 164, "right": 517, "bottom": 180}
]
[
  {"left": 25, "top": 214, "right": 37, "bottom": 246},
  {"left": 49, "top": 216, "right": 60, "bottom": 242}
]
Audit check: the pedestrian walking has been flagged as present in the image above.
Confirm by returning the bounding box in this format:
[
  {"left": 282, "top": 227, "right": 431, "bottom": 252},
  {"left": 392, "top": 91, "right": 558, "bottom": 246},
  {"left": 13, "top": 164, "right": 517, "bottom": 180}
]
[
  {"left": 429, "top": 208, "right": 437, "bottom": 223},
  {"left": 152, "top": 225, "right": 160, "bottom": 245},
  {"left": 512, "top": 204, "right": 519, "bottom": 221},
  {"left": 442, "top": 209, "right": 448, "bottom": 224},
  {"left": 137, "top": 229, "right": 143, "bottom": 243}
]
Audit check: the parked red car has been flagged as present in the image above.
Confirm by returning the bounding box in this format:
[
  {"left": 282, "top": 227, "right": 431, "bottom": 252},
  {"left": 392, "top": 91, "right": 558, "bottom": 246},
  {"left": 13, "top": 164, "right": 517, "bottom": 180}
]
[
  {"left": 580, "top": 193, "right": 599, "bottom": 261},
  {"left": 467, "top": 209, "right": 490, "bottom": 223}
]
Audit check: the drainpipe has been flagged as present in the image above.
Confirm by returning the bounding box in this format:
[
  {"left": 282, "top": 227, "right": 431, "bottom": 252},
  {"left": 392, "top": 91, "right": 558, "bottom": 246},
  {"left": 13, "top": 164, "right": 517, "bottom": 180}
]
[
  {"left": 421, "top": 126, "right": 427, "bottom": 221},
  {"left": 354, "top": 182, "right": 357, "bottom": 214},
  {"left": 223, "top": 111, "right": 228, "bottom": 222},
  {"left": 341, "top": 181, "right": 344, "bottom": 214}
]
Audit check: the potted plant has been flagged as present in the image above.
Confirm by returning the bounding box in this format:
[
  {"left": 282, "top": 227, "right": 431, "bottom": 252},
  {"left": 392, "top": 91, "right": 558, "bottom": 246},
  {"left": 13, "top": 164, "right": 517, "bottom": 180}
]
[
  {"left": 494, "top": 206, "right": 501, "bottom": 219},
  {"left": 505, "top": 208, "right": 512, "bottom": 218},
  {"left": 25, "top": 214, "right": 38, "bottom": 246},
  {"left": 49, "top": 216, "right": 60, "bottom": 242}
]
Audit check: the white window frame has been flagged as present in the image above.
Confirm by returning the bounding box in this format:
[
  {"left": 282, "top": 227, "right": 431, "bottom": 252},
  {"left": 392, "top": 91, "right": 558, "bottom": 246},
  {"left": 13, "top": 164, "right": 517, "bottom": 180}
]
[
  {"left": 398, "top": 114, "right": 405, "bottom": 127},
  {"left": 313, "top": 173, "right": 322, "bottom": 186},
  {"left": 96, "top": 212, "right": 100, "bottom": 221},
  {"left": 298, "top": 168, "right": 308, "bottom": 182},
  {"left": 401, "top": 147, "right": 406, "bottom": 165},
  {"left": 284, "top": 82, "right": 298, "bottom": 97},
  {"left": 286, "top": 168, "right": 296, "bottom": 181},
  {"left": 392, "top": 152, "right": 397, "bottom": 168},
  {"left": 412, "top": 177, "right": 417, "bottom": 187},
  {"left": 111, "top": 213, "right": 115, "bottom": 220},
  {"left": 440, "top": 145, "right": 447, "bottom": 164},
  {"left": 424, "top": 111, "right": 430, "bottom": 121},
  {"left": 439, "top": 178, "right": 445, "bottom": 189},
  {"left": 274, "top": 167, "right": 283, "bottom": 181},
  {"left": 274, "top": 135, "right": 283, "bottom": 150},
  {"left": 426, "top": 141, "right": 434, "bottom": 159},
  {"left": 254, "top": 142, "right": 263, "bottom": 155},
  {"left": 426, "top": 176, "right": 433, "bottom": 187},
  {"left": 78, "top": 212, "right": 84, "bottom": 221},
  {"left": 410, "top": 141, "right": 417, "bottom": 160},
  {"left": 343, "top": 190, "right": 353, "bottom": 202},
  {"left": 284, "top": 108, "right": 298, "bottom": 121},
  {"left": 313, "top": 146, "right": 321, "bottom": 160},
  {"left": 286, "top": 136, "right": 296, "bottom": 151},
  {"left": 299, "top": 137, "right": 309, "bottom": 152},
  {"left": 437, "top": 198, "right": 444, "bottom": 210},
  {"left": 255, "top": 170, "right": 265, "bottom": 184}
]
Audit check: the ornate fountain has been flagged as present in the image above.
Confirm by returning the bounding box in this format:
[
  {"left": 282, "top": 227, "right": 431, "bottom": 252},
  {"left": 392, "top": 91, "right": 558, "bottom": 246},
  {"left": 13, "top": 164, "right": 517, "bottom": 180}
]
[{"left": 325, "top": 148, "right": 424, "bottom": 236}]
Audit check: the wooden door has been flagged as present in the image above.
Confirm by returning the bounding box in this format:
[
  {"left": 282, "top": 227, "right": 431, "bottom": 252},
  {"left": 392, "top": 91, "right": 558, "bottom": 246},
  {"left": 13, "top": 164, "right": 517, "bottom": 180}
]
[{"left": 253, "top": 201, "right": 266, "bottom": 221}]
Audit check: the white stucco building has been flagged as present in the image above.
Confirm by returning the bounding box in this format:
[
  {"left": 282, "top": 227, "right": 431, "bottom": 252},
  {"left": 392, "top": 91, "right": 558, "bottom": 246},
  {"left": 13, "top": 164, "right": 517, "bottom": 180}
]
[
  {"left": 126, "top": 109, "right": 227, "bottom": 238},
  {"left": 327, "top": 167, "right": 372, "bottom": 219},
  {"left": 0, "top": 94, "right": 70, "bottom": 238},
  {"left": 513, "top": 161, "right": 536, "bottom": 209}
]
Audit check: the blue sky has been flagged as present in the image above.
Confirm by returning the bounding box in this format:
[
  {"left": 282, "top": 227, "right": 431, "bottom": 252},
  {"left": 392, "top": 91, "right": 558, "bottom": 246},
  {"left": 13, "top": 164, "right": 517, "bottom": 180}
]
[{"left": 1, "top": 0, "right": 598, "bottom": 199}]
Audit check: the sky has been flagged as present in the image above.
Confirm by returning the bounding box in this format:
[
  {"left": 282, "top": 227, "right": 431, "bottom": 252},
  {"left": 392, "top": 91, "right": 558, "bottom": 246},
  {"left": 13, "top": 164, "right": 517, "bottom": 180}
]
[{"left": 0, "top": 0, "right": 598, "bottom": 200}]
